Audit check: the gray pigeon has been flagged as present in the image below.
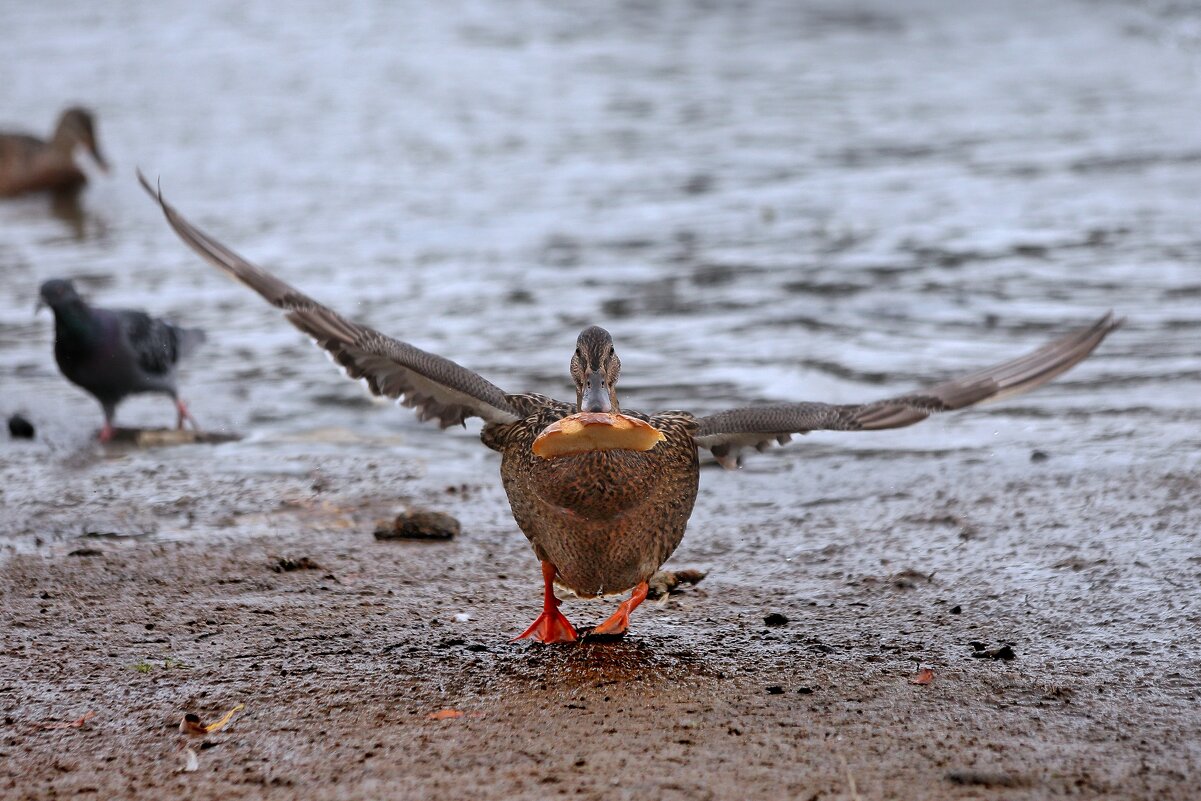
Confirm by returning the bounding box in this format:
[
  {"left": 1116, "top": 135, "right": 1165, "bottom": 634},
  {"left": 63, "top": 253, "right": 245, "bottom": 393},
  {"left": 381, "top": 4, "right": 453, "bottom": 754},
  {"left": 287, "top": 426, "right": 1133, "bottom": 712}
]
[{"left": 37, "top": 279, "right": 205, "bottom": 441}]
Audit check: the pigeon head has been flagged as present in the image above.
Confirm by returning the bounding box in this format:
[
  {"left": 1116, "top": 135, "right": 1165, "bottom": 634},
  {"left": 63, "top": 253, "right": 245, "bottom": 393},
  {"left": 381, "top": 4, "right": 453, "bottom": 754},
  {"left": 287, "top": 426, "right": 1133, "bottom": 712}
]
[
  {"left": 570, "top": 325, "right": 621, "bottom": 413},
  {"left": 37, "top": 279, "right": 84, "bottom": 313}
]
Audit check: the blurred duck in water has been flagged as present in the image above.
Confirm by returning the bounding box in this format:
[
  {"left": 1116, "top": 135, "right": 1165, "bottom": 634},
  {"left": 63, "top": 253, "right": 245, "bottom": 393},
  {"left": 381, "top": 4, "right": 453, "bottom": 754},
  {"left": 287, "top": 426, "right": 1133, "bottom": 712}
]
[
  {"left": 37, "top": 279, "right": 205, "bottom": 442},
  {"left": 0, "top": 107, "right": 108, "bottom": 197}
]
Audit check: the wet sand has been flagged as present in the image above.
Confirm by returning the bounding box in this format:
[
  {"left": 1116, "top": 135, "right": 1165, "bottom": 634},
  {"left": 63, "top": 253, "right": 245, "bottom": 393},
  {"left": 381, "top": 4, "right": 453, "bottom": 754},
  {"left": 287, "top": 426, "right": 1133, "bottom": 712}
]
[
  {"left": 4, "top": 0, "right": 1201, "bottom": 798},
  {"left": 3, "top": 439, "right": 1199, "bottom": 800}
]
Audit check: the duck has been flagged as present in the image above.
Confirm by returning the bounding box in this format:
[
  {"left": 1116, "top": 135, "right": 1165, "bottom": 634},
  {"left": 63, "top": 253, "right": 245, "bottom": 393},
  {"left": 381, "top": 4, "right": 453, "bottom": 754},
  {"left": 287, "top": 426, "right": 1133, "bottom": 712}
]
[
  {"left": 0, "top": 107, "right": 108, "bottom": 197},
  {"left": 140, "top": 174, "right": 1121, "bottom": 643},
  {"left": 37, "top": 279, "right": 205, "bottom": 442}
]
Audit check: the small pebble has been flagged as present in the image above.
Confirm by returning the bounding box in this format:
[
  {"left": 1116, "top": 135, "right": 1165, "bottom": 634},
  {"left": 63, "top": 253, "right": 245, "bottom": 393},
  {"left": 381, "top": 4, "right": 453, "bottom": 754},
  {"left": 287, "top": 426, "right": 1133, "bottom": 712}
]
[
  {"left": 763, "top": 612, "right": 789, "bottom": 627},
  {"left": 970, "top": 643, "right": 1017, "bottom": 661},
  {"left": 7, "top": 414, "right": 35, "bottom": 439},
  {"left": 374, "top": 509, "right": 460, "bottom": 541},
  {"left": 765, "top": 685, "right": 784, "bottom": 695},
  {"left": 273, "top": 556, "right": 321, "bottom": 572},
  {"left": 1030, "top": 450, "right": 1049, "bottom": 463}
]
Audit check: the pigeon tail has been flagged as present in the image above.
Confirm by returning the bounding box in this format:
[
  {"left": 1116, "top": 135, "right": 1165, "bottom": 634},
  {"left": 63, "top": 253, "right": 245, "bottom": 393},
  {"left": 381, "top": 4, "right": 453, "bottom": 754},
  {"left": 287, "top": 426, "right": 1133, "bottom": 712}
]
[{"left": 175, "top": 326, "right": 206, "bottom": 360}]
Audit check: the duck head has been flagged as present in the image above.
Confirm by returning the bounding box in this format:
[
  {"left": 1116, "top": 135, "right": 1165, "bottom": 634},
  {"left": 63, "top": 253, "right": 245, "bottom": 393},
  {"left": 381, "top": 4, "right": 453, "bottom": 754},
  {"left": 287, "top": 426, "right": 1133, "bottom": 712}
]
[
  {"left": 54, "top": 107, "right": 108, "bottom": 172},
  {"left": 570, "top": 325, "right": 621, "bottom": 413}
]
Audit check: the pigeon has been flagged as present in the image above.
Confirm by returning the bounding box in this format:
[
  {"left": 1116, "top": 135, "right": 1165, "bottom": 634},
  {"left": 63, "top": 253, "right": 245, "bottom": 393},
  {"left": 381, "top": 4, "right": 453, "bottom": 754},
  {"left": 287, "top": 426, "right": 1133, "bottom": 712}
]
[{"left": 37, "top": 279, "right": 205, "bottom": 442}]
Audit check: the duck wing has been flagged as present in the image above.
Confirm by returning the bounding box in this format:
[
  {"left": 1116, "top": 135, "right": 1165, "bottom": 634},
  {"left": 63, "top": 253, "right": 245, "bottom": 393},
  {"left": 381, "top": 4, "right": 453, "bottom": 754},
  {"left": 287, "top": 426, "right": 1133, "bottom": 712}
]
[
  {"left": 693, "top": 313, "right": 1121, "bottom": 468},
  {"left": 140, "top": 172, "right": 520, "bottom": 428}
]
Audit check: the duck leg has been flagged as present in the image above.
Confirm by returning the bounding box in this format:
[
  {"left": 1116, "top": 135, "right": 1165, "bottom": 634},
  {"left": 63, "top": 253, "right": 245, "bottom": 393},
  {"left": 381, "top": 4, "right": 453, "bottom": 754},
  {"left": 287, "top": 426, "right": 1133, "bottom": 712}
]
[
  {"left": 592, "top": 581, "right": 649, "bottom": 637},
  {"left": 513, "top": 561, "right": 577, "bottom": 643}
]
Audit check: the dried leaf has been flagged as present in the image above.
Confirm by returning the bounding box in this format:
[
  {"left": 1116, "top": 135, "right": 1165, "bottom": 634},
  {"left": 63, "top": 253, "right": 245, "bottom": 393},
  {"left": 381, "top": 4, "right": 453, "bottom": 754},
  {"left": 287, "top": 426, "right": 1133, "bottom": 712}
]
[
  {"left": 911, "top": 668, "right": 935, "bottom": 685},
  {"left": 203, "top": 703, "right": 244, "bottom": 733},
  {"left": 180, "top": 703, "right": 244, "bottom": 737},
  {"left": 427, "top": 709, "right": 465, "bottom": 720},
  {"left": 33, "top": 710, "right": 95, "bottom": 730}
]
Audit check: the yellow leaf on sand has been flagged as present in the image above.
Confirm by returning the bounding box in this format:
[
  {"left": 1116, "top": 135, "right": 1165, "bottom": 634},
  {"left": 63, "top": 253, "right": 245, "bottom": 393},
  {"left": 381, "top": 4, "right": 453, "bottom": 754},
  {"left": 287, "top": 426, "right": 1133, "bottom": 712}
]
[{"left": 203, "top": 703, "right": 245, "bottom": 733}]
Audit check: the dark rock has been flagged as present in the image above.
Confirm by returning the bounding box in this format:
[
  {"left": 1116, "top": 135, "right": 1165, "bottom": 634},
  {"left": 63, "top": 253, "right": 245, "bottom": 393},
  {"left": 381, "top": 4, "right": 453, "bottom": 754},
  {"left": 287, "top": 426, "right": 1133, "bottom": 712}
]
[
  {"left": 7, "top": 414, "right": 35, "bottom": 439},
  {"left": 946, "top": 770, "right": 1025, "bottom": 787},
  {"left": 272, "top": 556, "right": 322, "bottom": 572},
  {"left": 374, "top": 509, "right": 460, "bottom": 541},
  {"left": 970, "top": 643, "right": 1016, "bottom": 660},
  {"left": 763, "top": 612, "right": 789, "bottom": 627},
  {"left": 67, "top": 548, "right": 103, "bottom": 557},
  {"left": 647, "top": 568, "right": 707, "bottom": 599},
  {"left": 1030, "top": 450, "right": 1049, "bottom": 463},
  {"left": 796, "top": 686, "right": 814, "bottom": 695},
  {"left": 950, "top": 605, "right": 962, "bottom": 614},
  {"left": 765, "top": 685, "right": 784, "bottom": 695}
]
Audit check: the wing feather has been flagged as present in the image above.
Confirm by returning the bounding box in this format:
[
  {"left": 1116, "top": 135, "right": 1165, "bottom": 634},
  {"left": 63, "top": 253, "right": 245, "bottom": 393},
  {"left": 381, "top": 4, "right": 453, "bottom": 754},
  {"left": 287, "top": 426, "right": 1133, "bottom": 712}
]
[
  {"left": 139, "top": 172, "right": 520, "bottom": 427},
  {"left": 694, "top": 313, "right": 1121, "bottom": 468}
]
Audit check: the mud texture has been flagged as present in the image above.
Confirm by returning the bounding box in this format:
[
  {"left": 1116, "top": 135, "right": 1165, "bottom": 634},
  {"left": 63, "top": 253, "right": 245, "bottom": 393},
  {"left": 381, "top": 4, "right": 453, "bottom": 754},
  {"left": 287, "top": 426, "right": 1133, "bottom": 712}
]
[
  {"left": 2, "top": 446, "right": 1199, "bottom": 800},
  {"left": 4, "top": 0, "right": 1201, "bottom": 798}
]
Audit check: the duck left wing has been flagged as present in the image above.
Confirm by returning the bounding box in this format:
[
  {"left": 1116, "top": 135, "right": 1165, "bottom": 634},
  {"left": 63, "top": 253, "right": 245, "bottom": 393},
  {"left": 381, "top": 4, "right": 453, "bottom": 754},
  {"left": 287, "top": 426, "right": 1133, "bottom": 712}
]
[
  {"left": 693, "top": 312, "right": 1121, "bottom": 468},
  {"left": 139, "top": 172, "right": 521, "bottom": 428}
]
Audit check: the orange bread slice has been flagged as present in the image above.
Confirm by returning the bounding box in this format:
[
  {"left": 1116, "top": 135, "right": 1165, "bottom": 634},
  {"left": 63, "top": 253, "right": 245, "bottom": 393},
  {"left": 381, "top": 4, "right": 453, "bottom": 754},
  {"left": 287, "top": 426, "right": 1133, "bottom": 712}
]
[{"left": 532, "top": 412, "right": 666, "bottom": 458}]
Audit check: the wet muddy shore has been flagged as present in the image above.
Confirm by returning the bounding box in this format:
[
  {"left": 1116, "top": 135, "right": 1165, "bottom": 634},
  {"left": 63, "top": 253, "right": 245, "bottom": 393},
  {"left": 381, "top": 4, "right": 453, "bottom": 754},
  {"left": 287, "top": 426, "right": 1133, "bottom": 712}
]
[
  {"left": 3, "top": 442, "right": 1199, "bottom": 800},
  {"left": 4, "top": 0, "right": 1201, "bottom": 798}
]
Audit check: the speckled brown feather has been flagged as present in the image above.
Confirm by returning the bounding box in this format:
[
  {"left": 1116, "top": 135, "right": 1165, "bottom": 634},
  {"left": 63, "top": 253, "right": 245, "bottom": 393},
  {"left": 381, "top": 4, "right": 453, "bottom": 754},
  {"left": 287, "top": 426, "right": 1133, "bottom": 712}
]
[{"left": 484, "top": 395, "right": 701, "bottom": 598}]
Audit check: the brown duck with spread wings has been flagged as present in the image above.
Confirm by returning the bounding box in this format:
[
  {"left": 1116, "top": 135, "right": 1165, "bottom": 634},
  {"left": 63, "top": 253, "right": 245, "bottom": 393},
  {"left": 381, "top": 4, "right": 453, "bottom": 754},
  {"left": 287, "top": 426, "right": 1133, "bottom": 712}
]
[{"left": 140, "top": 174, "right": 1121, "bottom": 643}]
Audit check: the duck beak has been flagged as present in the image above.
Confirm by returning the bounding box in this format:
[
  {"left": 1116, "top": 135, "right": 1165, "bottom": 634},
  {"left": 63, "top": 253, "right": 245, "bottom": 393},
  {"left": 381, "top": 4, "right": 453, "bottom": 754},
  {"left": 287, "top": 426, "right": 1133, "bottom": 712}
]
[
  {"left": 88, "top": 142, "right": 110, "bottom": 173},
  {"left": 580, "top": 369, "right": 612, "bottom": 413}
]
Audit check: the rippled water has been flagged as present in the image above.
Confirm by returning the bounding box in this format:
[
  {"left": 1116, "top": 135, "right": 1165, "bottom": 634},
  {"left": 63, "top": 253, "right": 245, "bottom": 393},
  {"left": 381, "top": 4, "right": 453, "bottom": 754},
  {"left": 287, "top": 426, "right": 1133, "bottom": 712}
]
[{"left": 3, "top": 1, "right": 1200, "bottom": 546}]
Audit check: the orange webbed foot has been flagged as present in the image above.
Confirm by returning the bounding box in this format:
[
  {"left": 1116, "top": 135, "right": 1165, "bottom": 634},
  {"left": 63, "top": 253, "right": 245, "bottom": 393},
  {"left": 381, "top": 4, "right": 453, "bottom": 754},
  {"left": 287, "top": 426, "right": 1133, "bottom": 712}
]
[
  {"left": 592, "top": 581, "right": 649, "bottom": 637},
  {"left": 513, "top": 605, "right": 577, "bottom": 643},
  {"left": 513, "top": 561, "right": 578, "bottom": 644}
]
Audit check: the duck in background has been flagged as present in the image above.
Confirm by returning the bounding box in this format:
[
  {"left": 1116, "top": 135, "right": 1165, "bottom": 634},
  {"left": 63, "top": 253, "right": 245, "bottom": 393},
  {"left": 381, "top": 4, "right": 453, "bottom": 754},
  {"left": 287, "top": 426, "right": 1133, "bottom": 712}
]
[{"left": 0, "top": 107, "right": 108, "bottom": 198}]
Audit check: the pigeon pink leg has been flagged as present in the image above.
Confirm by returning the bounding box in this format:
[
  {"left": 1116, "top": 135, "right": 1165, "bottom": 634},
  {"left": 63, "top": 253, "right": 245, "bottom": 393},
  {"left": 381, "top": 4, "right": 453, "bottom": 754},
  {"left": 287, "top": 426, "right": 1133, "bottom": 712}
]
[{"left": 175, "top": 398, "right": 199, "bottom": 430}]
